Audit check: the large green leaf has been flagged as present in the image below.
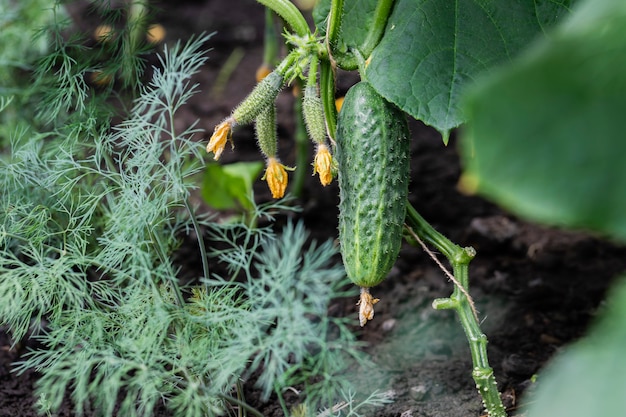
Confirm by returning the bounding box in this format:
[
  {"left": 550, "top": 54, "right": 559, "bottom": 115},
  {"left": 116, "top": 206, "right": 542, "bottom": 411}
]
[
  {"left": 461, "top": 0, "right": 626, "bottom": 241},
  {"left": 366, "top": 0, "right": 573, "bottom": 140},
  {"left": 524, "top": 276, "right": 626, "bottom": 417}
]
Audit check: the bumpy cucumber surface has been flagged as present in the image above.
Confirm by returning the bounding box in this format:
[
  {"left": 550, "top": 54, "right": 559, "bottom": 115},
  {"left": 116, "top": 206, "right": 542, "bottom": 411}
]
[{"left": 336, "top": 81, "right": 410, "bottom": 288}]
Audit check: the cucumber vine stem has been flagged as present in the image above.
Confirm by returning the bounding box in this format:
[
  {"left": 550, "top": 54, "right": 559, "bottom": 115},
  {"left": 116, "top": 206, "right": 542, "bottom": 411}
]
[
  {"left": 319, "top": 59, "right": 337, "bottom": 141},
  {"left": 405, "top": 203, "right": 507, "bottom": 417},
  {"left": 360, "top": 0, "right": 395, "bottom": 61},
  {"left": 291, "top": 83, "right": 309, "bottom": 198},
  {"left": 256, "top": 0, "right": 310, "bottom": 38},
  {"left": 262, "top": 7, "right": 280, "bottom": 68},
  {"left": 326, "top": 0, "right": 344, "bottom": 50}
]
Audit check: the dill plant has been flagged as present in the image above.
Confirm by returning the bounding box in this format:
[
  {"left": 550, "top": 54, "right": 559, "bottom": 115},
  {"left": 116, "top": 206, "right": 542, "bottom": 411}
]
[
  {"left": 0, "top": 0, "right": 58, "bottom": 143},
  {"left": 0, "top": 3, "right": 388, "bottom": 416}
]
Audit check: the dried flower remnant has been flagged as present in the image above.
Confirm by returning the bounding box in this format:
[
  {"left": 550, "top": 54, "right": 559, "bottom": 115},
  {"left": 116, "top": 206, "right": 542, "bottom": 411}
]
[
  {"left": 206, "top": 118, "right": 234, "bottom": 160},
  {"left": 313, "top": 144, "right": 333, "bottom": 186},
  {"left": 357, "top": 287, "right": 380, "bottom": 327}
]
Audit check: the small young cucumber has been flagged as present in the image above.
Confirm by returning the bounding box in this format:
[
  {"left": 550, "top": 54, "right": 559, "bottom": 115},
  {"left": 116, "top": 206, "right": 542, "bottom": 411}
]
[{"left": 336, "top": 81, "right": 410, "bottom": 290}]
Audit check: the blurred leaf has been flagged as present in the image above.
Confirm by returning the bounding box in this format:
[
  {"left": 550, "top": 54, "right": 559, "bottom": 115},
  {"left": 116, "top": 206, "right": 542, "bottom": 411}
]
[
  {"left": 201, "top": 161, "right": 264, "bottom": 212},
  {"left": 461, "top": 0, "right": 626, "bottom": 241},
  {"left": 366, "top": 0, "right": 574, "bottom": 140},
  {"left": 524, "top": 276, "right": 626, "bottom": 417}
]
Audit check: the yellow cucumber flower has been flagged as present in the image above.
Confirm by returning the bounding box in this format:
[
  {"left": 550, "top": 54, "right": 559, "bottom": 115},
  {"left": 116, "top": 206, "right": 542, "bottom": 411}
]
[
  {"left": 263, "top": 157, "right": 293, "bottom": 199},
  {"left": 313, "top": 144, "right": 333, "bottom": 186},
  {"left": 206, "top": 118, "right": 234, "bottom": 160}
]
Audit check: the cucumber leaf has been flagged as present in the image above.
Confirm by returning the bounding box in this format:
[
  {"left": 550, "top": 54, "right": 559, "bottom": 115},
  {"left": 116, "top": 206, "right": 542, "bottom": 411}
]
[
  {"left": 312, "top": 0, "right": 331, "bottom": 35},
  {"left": 201, "top": 161, "right": 263, "bottom": 212},
  {"left": 461, "top": 0, "right": 626, "bottom": 241},
  {"left": 524, "top": 276, "right": 626, "bottom": 417},
  {"left": 366, "top": 0, "right": 574, "bottom": 141}
]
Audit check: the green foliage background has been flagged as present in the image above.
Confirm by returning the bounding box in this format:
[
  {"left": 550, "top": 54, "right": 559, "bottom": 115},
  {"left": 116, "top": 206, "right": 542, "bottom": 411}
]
[{"left": 459, "top": 0, "right": 626, "bottom": 415}]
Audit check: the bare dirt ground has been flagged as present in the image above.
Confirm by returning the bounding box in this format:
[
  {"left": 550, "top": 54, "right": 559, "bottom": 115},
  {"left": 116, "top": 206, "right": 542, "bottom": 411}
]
[{"left": 3, "top": 1, "right": 626, "bottom": 416}]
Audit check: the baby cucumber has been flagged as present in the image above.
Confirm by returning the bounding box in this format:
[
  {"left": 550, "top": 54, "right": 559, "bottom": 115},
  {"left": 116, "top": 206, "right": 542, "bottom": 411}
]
[{"left": 336, "top": 81, "right": 410, "bottom": 290}]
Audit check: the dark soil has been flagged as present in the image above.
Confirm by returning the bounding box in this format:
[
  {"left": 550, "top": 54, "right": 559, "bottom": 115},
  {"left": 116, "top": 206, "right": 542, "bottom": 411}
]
[{"left": 3, "top": 1, "right": 626, "bottom": 416}]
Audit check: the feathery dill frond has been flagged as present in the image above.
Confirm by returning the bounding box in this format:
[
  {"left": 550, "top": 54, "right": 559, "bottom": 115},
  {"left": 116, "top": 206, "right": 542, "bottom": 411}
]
[{"left": 203, "top": 220, "right": 368, "bottom": 410}]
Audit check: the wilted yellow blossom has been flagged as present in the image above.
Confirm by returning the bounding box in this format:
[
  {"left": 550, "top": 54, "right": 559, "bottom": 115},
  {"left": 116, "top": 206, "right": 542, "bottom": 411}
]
[
  {"left": 313, "top": 144, "right": 333, "bottom": 186},
  {"left": 357, "top": 287, "right": 380, "bottom": 327},
  {"left": 206, "top": 118, "right": 233, "bottom": 160},
  {"left": 263, "top": 157, "right": 292, "bottom": 199}
]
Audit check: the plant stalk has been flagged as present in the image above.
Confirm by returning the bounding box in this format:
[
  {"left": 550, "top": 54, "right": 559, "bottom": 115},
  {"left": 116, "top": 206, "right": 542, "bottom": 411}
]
[
  {"left": 360, "top": 0, "right": 395, "bottom": 60},
  {"left": 121, "top": 0, "right": 149, "bottom": 89},
  {"left": 263, "top": 7, "right": 280, "bottom": 68},
  {"left": 184, "top": 197, "right": 210, "bottom": 281},
  {"left": 291, "top": 82, "right": 309, "bottom": 198},
  {"left": 326, "top": 0, "right": 344, "bottom": 50},
  {"left": 256, "top": 0, "right": 310, "bottom": 37},
  {"left": 405, "top": 203, "right": 507, "bottom": 417},
  {"left": 319, "top": 58, "right": 337, "bottom": 141}
]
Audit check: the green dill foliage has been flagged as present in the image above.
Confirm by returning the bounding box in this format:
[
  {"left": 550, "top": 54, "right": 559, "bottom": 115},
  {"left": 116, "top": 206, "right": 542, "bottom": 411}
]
[
  {"left": 0, "top": 0, "right": 55, "bottom": 81},
  {"left": 0, "top": 0, "right": 58, "bottom": 143},
  {"left": 0, "top": 5, "right": 385, "bottom": 417}
]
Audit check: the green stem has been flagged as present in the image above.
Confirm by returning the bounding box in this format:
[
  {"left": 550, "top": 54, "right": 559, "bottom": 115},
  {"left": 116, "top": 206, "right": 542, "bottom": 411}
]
[
  {"left": 121, "top": 0, "right": 149, "bottom": 88},
  {"left": 405, "top": 203, "right": 458, "bottom": 260},
  {"left": 307, "top": 54, "right": 319, "bottom": 87},
  {"left": 217, "top": 393, "right": 264, "bottom": 417},
  {"left": 128, "top": 0, "right": 148, "bottom": 51},
  {"left": 326, "top": 0, "right": 344, "bottom": 50},
  {"left": 263, "top": 7, "right": 280, "bottom": 67},
  {"left": 184, "top": 198, "right": 210, "bottom": 281},
  {"left": 256, "top": 0, "right": 310, "bottom": 37},
  {"left": 210, "top": 47, "right": 245, "bottom": 99},
  {"left": 147, "top": 227, "right": 185, "bottom": 307},
  {"left": 360, "top": 0, "right": 395, "bottom": 60},
  {"left": 275, "top": 49, "right": 300, "bottom": 77},
  {"left": 405, "top": 203, "right": 507, "bottom": 417},
  {"left": 319, "top": 59, "right": 337, "bottom": 141},
  {"left": 291, "top": 81, "right": 309, "bottom": 198}
]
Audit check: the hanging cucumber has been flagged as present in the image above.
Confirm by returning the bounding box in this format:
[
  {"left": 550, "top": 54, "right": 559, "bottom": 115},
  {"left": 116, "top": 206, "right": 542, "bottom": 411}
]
[{"left": 335, "top": 81, "right": 410, "bottom": 326}]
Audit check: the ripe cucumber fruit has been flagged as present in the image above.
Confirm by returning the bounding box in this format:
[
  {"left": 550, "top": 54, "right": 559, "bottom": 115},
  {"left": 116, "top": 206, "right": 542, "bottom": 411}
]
[{"left": 336, "top": 81, "right": 410, "bottom": 289}]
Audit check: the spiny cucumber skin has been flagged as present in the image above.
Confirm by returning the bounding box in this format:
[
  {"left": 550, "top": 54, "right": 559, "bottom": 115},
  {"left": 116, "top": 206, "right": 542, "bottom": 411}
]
[
  {"left": 336, "top": 81, "right": 410, "bottom": 288},
  {"left": 232, "top": 71, "right": 283, "bottom": 125}
]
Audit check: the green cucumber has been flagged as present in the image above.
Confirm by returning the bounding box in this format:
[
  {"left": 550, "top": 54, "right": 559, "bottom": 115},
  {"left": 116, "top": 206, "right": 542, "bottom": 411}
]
[{"left": 336, "top": 81, "right": 410, "bottom": 290}]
